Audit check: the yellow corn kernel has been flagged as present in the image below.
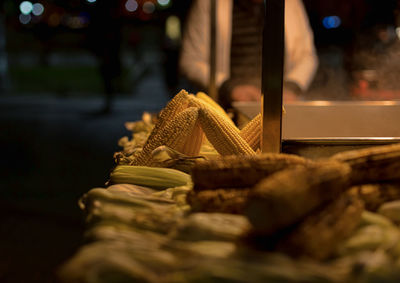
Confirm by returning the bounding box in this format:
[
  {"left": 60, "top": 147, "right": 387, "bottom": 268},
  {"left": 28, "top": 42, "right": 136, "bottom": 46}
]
[
  {"left": 156, "top": 89, "right": 191, "bottom": 130},
  {"left": 196, "top": 92, "right": 232, "bottom": 121},
  {"left": 198, "top": 107, "right": 255, "bottom": 156},
  {"left": 240, "top": 113, "right": 261, "bottom": 151},
  {"left": 179, "top": 119, "right": 205, "bottom": 156},
  {"left": 188, "top": 94, "right": 237, "bottom": 128},
  {"left": 131, "top": 107, "right": 199, "bottom": 166}
]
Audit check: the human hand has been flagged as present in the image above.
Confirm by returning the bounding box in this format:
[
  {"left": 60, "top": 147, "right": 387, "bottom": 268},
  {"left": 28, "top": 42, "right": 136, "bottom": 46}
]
[
  {"left": 231, "top": 85, "right": 261, "bottom": 102},
  {"left": 283, "top": 89, "right": 299, "bottom": 103}
]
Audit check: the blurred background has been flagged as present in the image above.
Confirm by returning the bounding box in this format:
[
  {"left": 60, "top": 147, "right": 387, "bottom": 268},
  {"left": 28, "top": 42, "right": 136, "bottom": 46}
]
[{"left": 1, "top": 0, "right": 400, "bottom": 282}]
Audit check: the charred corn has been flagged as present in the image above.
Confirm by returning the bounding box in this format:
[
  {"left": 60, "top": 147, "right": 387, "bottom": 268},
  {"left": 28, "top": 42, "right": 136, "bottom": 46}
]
[
  {"left": 332, "top": 143, "right": 400, "bottom": 185},
  {"left": 275, "top": 191, "right": 364, "bottom": 260},
  {"left": 198, "top": 107, "right": 255, "bottom": 156},
  {"left": 192, "top": 153, "right": 311, "bottom": 191},
  {"left": 110, "top": 165, "right": 191, "bottom": 190},
  {"left": 246, "top": 161, "right": 352, "bottom": 236}
]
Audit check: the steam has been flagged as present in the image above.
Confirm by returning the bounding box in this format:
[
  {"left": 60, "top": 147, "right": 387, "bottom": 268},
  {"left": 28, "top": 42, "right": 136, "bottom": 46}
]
[{"left": 306, "top": 25, "right": 400, "bottom": 101}]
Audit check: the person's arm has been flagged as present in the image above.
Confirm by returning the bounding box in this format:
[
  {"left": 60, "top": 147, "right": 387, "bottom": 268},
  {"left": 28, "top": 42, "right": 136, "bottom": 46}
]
[
  {"left": 179, "top": 0, "right": 210, "bottom": 89},
  {"left": 179, "top": 0, "right": 232, "bottom": 91},
  {"left": 284, "top": 0, "right": 318, "bottom": 92}
]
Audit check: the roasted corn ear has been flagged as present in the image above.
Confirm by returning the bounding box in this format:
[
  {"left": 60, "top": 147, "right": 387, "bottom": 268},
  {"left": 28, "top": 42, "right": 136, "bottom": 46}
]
[
  {"left": 331, "top": 142, "right": 400, "bottom": 185},
  {"left": 191, "top": 153, "right": 311, "bottom": 191},
  {"left": 246, "top": 161, "right": 351, "bottom": 236}
]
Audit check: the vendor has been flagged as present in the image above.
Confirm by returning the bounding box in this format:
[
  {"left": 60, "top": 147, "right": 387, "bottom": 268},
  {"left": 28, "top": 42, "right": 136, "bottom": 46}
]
[{"left": 179, "top": 0, "right": 318, "bottom": 109}]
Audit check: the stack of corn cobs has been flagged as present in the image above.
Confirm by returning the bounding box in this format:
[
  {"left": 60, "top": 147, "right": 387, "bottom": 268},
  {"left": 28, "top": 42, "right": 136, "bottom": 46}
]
[{"left": 109, "top": 90, "right": 400, "bottom": 276}]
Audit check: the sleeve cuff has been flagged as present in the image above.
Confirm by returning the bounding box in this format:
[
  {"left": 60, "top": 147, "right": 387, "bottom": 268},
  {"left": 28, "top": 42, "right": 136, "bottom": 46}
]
[{"left": 283, "top": 81, "right": 303, "bottom": 96}]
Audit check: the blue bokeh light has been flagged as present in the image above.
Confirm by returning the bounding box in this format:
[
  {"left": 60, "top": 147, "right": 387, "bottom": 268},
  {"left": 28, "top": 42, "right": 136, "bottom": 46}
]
[
  {"left": 322, "top": 16, "right": 341, "bottom": 29},
  {"left": 20, "top": 1, "right": 33, "bottom": 15},
  {"left": 157, "top": 0, "right": 170, "bottom": 6},
  {"left": 32, "top": 3, "right": 45, "bottom": 16},
  {"left": 125, "top": 0, "right": 138, "bottom": 12}
]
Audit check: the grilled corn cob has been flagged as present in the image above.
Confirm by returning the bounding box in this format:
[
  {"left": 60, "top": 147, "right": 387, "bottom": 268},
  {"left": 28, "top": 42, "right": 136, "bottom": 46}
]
[
  {"left": 331, "top": 142, "right": 400, "bottom": 185},
  {"left": 109, "top": 165, "right": 191, "bottom": 190},
  {"left": 191, "top": 153, "right": 311, "bottom": 191},
  {"left": 353, "top": 182, "right": 400, "bottom": 212},
  {"left": 187, "top": 188, "right": 251, "bottom": 214},
  {"left": 275, "top": 191, "right": 364, "bottom": 260},
  {"left": 131, "top": 107, "right": 199, "bottom": 165},
  {"left": 240, "top": 113, "right": 261, "bottom": 151},
  {"left": 198, "top": 107, "right": 255, "bottom": 156},
  {"left": 246, "top": 161, "right": 351, "bottom": 236}
]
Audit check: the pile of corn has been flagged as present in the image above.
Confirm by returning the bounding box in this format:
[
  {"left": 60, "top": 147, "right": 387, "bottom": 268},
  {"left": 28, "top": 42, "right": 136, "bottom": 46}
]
[{"left": 59, "top": 90, "right": 400, "bottom": 283}]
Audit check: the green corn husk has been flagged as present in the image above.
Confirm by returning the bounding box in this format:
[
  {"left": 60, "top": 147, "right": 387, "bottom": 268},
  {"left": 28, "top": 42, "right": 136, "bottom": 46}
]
[
  {"left": 109, "top": 165, "right": 191, "bottom": 190},
  {"left": 378, "top": 200, "right": 400, "bottom": 223}
]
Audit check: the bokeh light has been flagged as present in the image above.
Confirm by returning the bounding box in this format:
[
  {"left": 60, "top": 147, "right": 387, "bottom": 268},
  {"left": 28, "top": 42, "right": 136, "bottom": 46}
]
[
  {"left": 322, "top": 16, "right": 341, "bottom": 29},
  {"left": 32, "top": 3, "right": 44, "bottom": 16},
  {"left": 157, "top": 0, "right": 170, "bottom": 6},
  {"left": 67, "top": 16, "right": 87, "bottom": 29},
  {"left": 48, "top": 13, "right": 61, "bottom": 27},
  {"left": 166, "top": 15, "right": 181, "bottom": 41},
  {"left": 19, "top": 13, "right": 32, "bottom": 24},
  {"left": 86, "top": 0, "right": 96, "bottom": 3},
  {"left": 19, "top": 1, "right": 33, "bottom": 15},
  {"left": 125, "top": 0, "right": 138, "bottom": 12},
  {"left": 143, "top": 1, "right": 156, "bottom": 14}
]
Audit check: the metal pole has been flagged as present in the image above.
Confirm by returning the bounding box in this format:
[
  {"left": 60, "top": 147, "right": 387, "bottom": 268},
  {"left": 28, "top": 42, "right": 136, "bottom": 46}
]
[
  {"left": 208, "top": 0, "right": 217, "bottom": 100},
  {"left": 261, "top": 0, "right": 284, "bottom": 153}
]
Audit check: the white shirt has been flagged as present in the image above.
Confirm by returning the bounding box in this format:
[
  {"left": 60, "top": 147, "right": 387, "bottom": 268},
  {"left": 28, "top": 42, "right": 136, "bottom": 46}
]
[{"left": 179, "top": 0, "right": 318, "bottom": 92}]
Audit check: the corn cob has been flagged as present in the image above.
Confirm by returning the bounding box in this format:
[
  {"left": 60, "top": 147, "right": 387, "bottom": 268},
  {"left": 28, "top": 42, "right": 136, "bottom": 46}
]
[
  {"left": 157, "top": 89, "right": 191, "bottom": 128},
  {"left": 179, "top": 119, "right": 205, "bottom": 157},
  {"left": 274, "top": 191, "right": 364, "bottom": 260},
  {"left": 109, "top": 165, "right": 191, "bottom": 190},
  {"left": 378, "top": 200, "right": 400, "bottom": 223},
  {"left": 331, "top": 142, "right": 400, "bottom": 185},
  {"left": 131, "top": 107, "right": 199, "bottom": 165},
  {"left": 360, "top": 210, "right": 393, "bottom": 227},
  {"left": 150, "top": 146, "right": 203, "bottom": 173},
  {"left": 188, "top": 94, "right": 237, "bottom": 129},
  {"left": 352, "top": 182, "right": 400, "bottom": 212},
  {"left": 187, "top": 188, "right": 251, "bottom": 214},
  {"left": 191, "top": 153, "right": 311, "bottom": 191},
  {"left": 198, "top": 107, "right": 255, "bottom": 156},
  {"left": 240, "top": 113, "right": 261, "bottom": 151},
  {"left": 171, "top": 212, "right": 251, "bottom": 242},
  {"left": 196, "top": 92, "right": 232, "bottom": 122},
  {"left": 245, "top": 161, "right": 351, "bottom": 236},
  {"left": 141, "top": 90, "right": 191, "bottom": 159}
]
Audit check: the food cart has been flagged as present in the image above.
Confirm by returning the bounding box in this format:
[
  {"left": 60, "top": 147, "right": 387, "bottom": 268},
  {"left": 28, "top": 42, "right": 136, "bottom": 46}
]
[{"left": 59, "top": 1, "right": 400, "bottom": 282}]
